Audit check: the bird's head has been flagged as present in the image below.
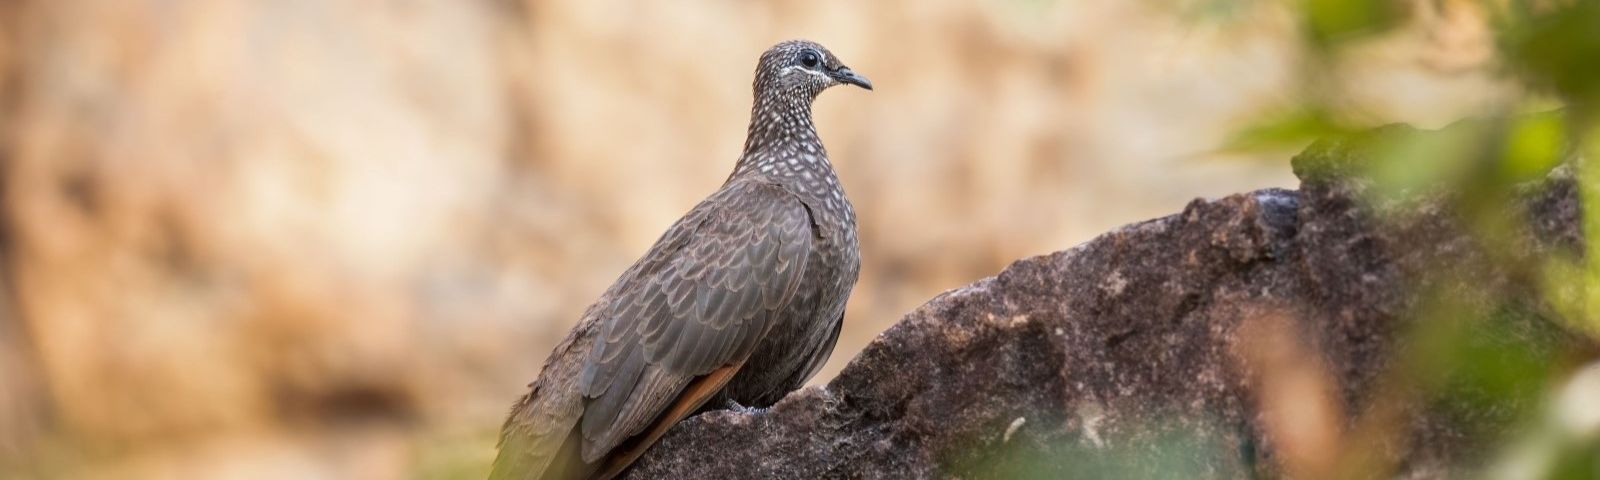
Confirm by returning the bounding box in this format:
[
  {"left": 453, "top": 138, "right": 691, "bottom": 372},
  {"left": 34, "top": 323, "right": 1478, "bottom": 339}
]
[{"left": 753, "top": 40, "right": 872, "bottom": 102}]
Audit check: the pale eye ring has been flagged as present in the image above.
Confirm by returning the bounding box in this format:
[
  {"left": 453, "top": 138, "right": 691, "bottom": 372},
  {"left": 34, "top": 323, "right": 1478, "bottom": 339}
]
[{"left": 799, "top": 51, "right": 820, "bottom": 69}]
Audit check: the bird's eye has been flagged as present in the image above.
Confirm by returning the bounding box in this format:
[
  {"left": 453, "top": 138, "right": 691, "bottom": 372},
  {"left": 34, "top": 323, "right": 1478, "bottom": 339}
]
[{"left": 800, "top": 51, "right": 820, "bottom": 69}]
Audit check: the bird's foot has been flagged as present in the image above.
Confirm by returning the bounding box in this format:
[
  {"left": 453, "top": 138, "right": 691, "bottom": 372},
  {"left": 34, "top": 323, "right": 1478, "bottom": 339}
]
[{"left": 724, "top": 399, "right": 769, "bottom": 415}]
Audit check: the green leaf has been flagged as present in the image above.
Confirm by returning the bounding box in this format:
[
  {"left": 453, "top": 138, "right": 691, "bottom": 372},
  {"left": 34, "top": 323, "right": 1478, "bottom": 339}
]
[
  {"left": 1302, "top": 0, "right": 1403, "bottom": 46},
  {"left": 1498, "top": 111, "right": 1567, "bottom": 182}
]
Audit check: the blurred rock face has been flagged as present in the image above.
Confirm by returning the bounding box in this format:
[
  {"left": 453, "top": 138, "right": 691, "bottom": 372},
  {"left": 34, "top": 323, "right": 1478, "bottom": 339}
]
[{"left": 0, "top": 0, "right": 1508, "bottom": 477}]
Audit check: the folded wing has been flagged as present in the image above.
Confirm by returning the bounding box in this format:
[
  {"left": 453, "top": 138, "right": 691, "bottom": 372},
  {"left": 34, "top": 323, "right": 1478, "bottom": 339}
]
[{"left": 577, "top": 179, "right": 815, "bottom": 463}]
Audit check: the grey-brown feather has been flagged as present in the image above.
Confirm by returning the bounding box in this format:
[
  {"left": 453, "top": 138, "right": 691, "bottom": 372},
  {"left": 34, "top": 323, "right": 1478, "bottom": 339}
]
[
  {"left": 491, "top": 39, "right": 862, "bottom": 480},
  {"left": 577, "top": 180, "right": 815, "bottom": 460}
]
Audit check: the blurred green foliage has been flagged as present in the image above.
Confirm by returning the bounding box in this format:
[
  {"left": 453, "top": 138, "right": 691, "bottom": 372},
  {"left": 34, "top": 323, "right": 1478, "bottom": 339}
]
[
  {"left": 1302, "top": 0, "right": 1405, "bottom": 45},
  {"left": 956, "top": 417, "right": 1249, "bottom": 479},
  {"left": 1222, "top": 106, "right": 1364, "bottom": 153},
  {"left": 990, "top": 1, "right": 1600, "bottom": 477},
  {"left": 1499, "top": 0, "right": 1600, "bottom": 109},
  {"left": 1231, "top": 0, "right": 1600, "bottom": 478},
  {"left": 1500, "top": 111, "right": 1569, "bottom": 182},
  {"left": 956, "top": 1, "right": 1600, "bottom": 477}
]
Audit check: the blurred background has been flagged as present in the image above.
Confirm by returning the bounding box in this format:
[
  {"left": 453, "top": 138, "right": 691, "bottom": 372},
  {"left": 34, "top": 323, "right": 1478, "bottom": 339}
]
[{"left": 0, "top": 0, "right": 1565, "bottom": 478}]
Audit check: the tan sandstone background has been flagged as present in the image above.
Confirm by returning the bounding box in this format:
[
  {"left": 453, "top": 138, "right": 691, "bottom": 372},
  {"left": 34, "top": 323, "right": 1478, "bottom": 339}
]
[{"left": 0, "top": 0, "right": 1510, "bottom": 477}]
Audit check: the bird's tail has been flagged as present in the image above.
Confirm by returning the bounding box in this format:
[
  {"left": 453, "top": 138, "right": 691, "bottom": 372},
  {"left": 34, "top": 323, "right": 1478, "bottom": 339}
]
[{"left": 489, "top": 403, "right": 595, "bottom": 480}]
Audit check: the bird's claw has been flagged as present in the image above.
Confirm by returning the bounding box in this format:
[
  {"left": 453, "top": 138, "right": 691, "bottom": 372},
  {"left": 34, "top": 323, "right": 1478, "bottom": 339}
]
[{"left": 725, "top": 399, "right": 769, "bottom": 415}]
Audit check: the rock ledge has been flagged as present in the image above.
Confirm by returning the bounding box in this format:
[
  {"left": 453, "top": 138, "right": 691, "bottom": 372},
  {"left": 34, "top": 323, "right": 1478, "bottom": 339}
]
[{"left": 626, "top": 126, "right": 1587, "bottom": 479}]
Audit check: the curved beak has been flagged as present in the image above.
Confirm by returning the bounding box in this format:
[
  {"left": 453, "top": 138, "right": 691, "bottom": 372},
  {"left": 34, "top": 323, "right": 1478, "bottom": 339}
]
[{"left": 830, "top": 66, "right": 872, "bottom": 90}]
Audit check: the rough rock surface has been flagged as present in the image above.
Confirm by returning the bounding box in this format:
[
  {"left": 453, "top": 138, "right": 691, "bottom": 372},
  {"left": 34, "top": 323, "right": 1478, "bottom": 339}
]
[{"left": 623, "top": 124, "right": 1590, "bottom": 479}]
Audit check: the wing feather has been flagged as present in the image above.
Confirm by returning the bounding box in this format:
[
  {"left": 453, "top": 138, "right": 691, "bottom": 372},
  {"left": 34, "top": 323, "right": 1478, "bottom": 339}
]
[{"left": 575, "top": 179, "right": 814, "bottom": 462}]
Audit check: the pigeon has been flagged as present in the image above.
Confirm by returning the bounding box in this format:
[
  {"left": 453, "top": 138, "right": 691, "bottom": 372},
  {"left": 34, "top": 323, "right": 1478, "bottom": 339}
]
[{"left": 490, "top": 39, "right": 871, "bottom": 480}]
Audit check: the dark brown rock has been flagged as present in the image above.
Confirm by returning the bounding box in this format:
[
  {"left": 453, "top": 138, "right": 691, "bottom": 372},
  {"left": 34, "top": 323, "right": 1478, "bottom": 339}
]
[{"left": 622, "top": 123, "right": 1592, "bottom": 479}]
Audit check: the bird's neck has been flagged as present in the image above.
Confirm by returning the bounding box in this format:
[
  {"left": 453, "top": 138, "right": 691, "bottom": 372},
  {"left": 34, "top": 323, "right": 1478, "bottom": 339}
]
[{"left": 730, "top": 94, "right": 834, "bottom": 181}]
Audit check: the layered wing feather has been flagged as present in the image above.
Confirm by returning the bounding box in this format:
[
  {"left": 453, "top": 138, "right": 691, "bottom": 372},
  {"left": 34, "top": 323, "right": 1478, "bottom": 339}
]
[{"left": 576, "top": 179, "right": 815, "bottom": 461}]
